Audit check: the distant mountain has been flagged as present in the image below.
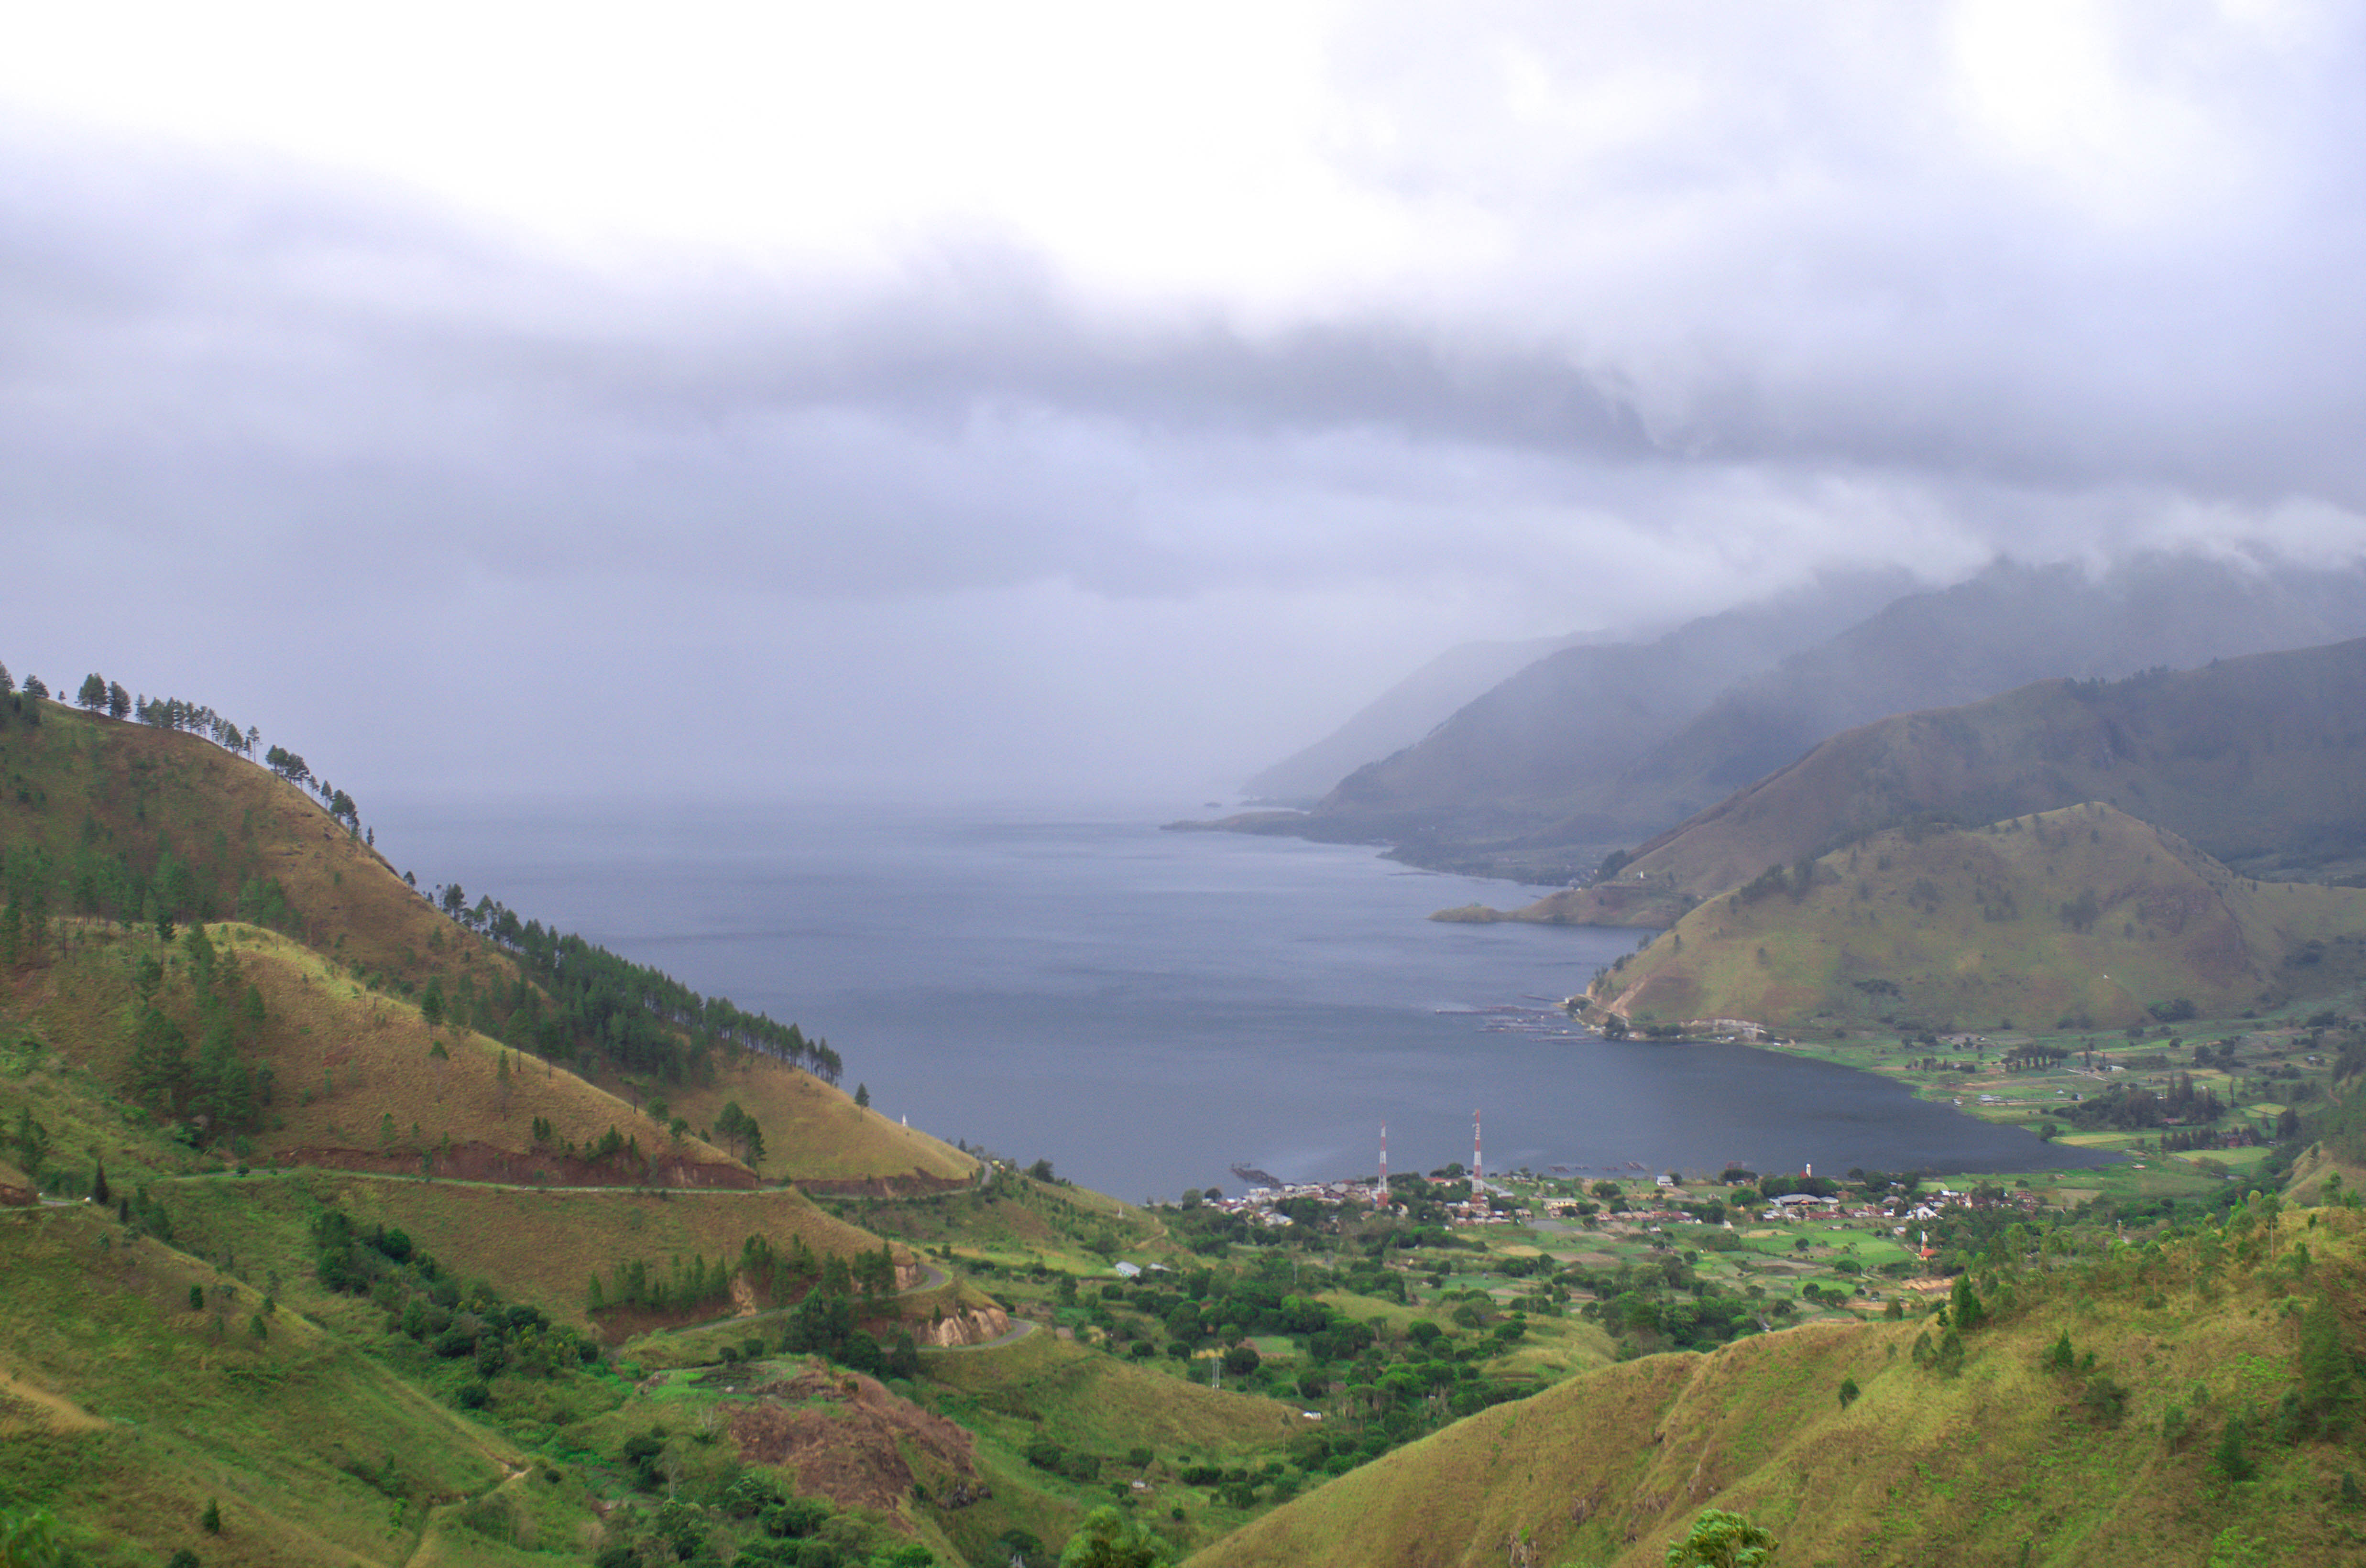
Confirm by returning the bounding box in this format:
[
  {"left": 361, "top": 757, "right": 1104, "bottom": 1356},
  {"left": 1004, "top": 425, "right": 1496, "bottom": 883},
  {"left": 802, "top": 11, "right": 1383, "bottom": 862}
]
[
  {"left": 1296, "top": 554, "right": 2366, "bottom": 880},
  {"left": 1241, "top": 630, "right": 1592, "bottom": 804},
  {"left": 1588, "top": 802, "right": 2366, "bottom": 1034},
  {"left": 1258, "top": 567, "right": 1920, "bottom": 877},
  {"left": 1475, "top": 634, "right": 2366, "bottom": 930}
]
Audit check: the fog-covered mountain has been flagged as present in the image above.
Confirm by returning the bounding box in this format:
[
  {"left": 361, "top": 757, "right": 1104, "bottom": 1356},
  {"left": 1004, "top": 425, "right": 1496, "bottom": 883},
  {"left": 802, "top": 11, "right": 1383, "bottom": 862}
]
[
  {"left": 1241, "top": 631, "right": 1594, "bottom": 804},
  {"left": 1271, "top": 553, "right": 2366, "bottom": 880}
]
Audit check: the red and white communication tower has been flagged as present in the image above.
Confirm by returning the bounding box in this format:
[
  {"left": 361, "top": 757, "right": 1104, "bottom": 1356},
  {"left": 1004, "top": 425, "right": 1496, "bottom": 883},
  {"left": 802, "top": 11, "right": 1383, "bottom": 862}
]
[
  {"left": 1378, "top": 1122, "right": 1389, "bottom": 1202},
  {"left": 1471, "top": 1109, "right": 1483, "bottom": 1198}
]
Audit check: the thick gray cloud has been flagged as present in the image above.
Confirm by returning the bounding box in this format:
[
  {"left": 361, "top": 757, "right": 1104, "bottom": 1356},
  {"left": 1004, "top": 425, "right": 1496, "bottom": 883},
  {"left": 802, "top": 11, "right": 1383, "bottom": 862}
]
[{"left": 5, "top": 4, "right": 2366, "bottom": 804}]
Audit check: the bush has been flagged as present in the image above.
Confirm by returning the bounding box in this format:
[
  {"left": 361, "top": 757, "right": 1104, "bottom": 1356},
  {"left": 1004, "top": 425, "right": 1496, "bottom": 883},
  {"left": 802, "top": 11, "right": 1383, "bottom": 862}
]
[{"left": 456, "top": 1381, "right": 490, "bottom": 1410}]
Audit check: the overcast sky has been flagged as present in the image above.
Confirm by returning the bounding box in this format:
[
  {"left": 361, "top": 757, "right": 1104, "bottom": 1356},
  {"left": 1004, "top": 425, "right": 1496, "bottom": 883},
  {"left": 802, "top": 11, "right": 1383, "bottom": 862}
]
[{"left": 6, "top": 0, "right": 2365, "bottom": 808}]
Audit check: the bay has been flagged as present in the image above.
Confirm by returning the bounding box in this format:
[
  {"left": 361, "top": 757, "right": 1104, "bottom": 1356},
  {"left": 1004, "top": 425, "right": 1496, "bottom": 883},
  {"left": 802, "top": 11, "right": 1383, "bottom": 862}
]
[{"left": 372, "top": 799, "right": 2114, "bottom": 1201}]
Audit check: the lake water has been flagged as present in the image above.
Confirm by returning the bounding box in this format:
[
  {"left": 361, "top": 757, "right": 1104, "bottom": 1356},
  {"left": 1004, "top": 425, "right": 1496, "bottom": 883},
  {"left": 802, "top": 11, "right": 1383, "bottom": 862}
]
[{"left": 372, "top": 799, "right": 2114, "bottom": 1201}]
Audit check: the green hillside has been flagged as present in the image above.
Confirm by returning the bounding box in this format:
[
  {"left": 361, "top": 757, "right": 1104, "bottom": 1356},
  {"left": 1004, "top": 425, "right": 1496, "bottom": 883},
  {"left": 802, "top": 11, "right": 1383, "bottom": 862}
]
[
  {"left": 1590, "top": 804, "right": 2366, "bottom": 1034},
  {"left": 0, "top": 1203, "right": 567, "bottom": 1567},
  {"left": 1192, "top": 1200, "right": 2366, "bottom": 1568},
  {"left": 1480, "top": 636, "right": 2366, "bottom": 930}
]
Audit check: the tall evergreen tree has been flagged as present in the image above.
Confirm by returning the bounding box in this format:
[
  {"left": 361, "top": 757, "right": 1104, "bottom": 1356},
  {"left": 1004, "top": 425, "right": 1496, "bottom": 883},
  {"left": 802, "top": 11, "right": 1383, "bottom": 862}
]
[{"left": 75, "top": 673, "right": 106, "bottom": 711}]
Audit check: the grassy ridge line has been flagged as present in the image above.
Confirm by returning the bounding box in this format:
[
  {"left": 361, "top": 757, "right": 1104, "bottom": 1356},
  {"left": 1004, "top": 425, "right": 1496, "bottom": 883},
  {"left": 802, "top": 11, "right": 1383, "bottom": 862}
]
[
  {"left": 1192, "top": 1204, "right": 2365, "bottom": 1568},
  {"left": 0, "top": 1205, "right": 567, "bottom": 1567},
  {"left": 1595, "top": 803, "right": 2366, "bottom": 1033}
]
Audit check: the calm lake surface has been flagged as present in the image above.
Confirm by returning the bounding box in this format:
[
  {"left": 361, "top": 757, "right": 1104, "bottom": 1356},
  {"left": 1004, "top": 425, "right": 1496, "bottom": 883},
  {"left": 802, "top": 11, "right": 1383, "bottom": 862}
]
[{"left": 373, "top": 799, "right": 2114, "bottom": 1201}]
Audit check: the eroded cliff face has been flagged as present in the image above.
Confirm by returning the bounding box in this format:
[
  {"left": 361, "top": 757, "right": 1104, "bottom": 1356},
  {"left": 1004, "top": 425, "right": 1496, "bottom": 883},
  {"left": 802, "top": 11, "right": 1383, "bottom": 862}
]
[{"left": 919, "top": 1305, "right": 1012, "bottom": 1348}]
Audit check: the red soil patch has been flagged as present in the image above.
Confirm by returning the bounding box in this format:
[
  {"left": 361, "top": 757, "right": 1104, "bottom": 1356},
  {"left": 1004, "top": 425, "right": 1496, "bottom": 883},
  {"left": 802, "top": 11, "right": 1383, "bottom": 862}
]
[{"left": 726, "top": 1366, "right": 982, "bottom": 1522}]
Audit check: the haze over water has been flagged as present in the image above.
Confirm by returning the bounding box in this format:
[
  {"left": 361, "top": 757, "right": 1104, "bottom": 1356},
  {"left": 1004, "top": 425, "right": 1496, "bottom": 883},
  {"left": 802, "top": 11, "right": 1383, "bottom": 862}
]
[{"left": 379, "top": 801, "right": 2113, "bottom": 1201}]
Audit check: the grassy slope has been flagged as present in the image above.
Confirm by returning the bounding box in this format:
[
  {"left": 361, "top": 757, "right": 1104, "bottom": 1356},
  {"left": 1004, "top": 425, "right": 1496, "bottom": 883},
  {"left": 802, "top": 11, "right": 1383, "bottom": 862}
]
[
  {"left": 0, "top": 1205, "right": 583, "bottom": 1568},
  {"left": 156, "top": 1171, "right": 887, "bottom": 1332},
  {"left": 0, "top": 702, "right": 521, "bottom": 1000},
  {"left": 1489, "top": 639, "right": 2366, "bottom": 928},
  {"left": 0, "top": 705, "right": 979, "bottom": 1190},
  {"left": 20, "top": 919, "right": 747, "bottom": 1178},
  {"left": 651, "top": 1054, "right": 976, "bottom": 1187},
  {"left": 1597, "top": 804, "right": 2366, "bottom": 1032},
  {"left": 927, "top": 1329, "right": 1313, "bottom": 1561},
  {"left": 1194, "top": 1206, "right": 2366, "bottom": 1568}
]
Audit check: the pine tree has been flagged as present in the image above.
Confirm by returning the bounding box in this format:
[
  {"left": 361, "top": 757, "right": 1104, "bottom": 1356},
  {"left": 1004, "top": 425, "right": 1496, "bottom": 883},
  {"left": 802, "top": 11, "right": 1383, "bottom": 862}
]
[
  {"left": 2214, "top": 1416, "right": 2255, "bottom": 1481},
  {"left": 200, "top": 1497, "right": 221, "bottom": 1534},
  {"left": 76, "top": 673, "right": 106, "bottom": 712}
]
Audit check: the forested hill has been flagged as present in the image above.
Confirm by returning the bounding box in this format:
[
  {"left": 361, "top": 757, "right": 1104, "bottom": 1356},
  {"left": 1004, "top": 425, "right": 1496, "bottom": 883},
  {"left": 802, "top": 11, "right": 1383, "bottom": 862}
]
[{"left": 0, "top": 667, "right": 836, "bottom": 1094}]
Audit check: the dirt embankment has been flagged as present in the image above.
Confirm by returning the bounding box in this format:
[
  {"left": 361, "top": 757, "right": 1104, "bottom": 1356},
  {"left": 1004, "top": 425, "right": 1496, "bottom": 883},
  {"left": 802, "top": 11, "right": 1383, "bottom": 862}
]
[
  {"left": 917, "top": 1305, "right": 1011, "bottom": 1348},
  {"left": 274, "top": 1140, "right": 759, "bottom": 1189},
  {"left": 725, "top": 1366, "right": 983, "bottom": 1521}
]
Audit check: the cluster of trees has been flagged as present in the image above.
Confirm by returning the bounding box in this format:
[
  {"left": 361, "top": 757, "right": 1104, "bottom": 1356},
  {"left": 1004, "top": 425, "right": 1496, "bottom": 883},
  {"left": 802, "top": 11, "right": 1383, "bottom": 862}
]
[
  {"left": 2003, "top": 1043, "right": 2071, "bottom": 1070},
  {"left": 438, "top": 891, "right": 841, "bottom": 1087},
  {"left": 2062, "top": 1073, "right": 2224, "bottom": 1132},
  {"left": 3, "top": 808, "right": 303, "bottom": 952},
  {"left": 588, "top": 1253, "right": 738, "bottom": 1315},
  {"left": 1574, "top": 1251, "right": 1768, "bottom": 1350},
  {"left": 127, "top": 926, "right": 275, "bottom": 1146},
  {"left": 70, "top": 669, "right": 260, "bottom": 761},
  {"left": 1732, "top": 857, "right": 1819, "bottom": 907},
  {"left": 713, "top": 1100, "right": 767, "bottom": 1166},
  {"left": 596, "top": 1438, "right": 935, "bottom": 1568},
  {"left": 313, "top": 1211, "right": 598, "bottom": 1386},
  {"left": 587, "top": 1234, "right": 899, "bottom": 1330},
  {"left": 262, "top": 746, "right": 359, "bottom": 831},
  {"left": 0, "top": 665, "right": 47, "bottom": 731}
]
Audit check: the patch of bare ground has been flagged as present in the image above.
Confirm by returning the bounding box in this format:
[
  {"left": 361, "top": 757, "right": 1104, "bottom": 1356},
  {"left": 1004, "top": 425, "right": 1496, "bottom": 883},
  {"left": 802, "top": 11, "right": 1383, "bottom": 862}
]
[{"left": 726, "top": 1367, "right": 983, "bottom": 1524}]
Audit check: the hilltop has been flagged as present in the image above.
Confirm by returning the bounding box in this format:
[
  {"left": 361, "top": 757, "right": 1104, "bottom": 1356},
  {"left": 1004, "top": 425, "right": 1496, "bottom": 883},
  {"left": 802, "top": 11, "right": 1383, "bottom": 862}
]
[
  {"left": 1266, "top": 555, "right": 2366, "bottom": 880},
  {"left": 1583, "top": 804, "right": 2366, "bottom": 1034}
]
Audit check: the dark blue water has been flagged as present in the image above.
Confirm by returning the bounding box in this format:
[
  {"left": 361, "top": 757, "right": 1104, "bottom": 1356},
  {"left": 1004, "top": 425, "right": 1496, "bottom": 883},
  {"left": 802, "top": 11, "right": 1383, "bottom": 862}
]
[{"left": 372, "top": 799, "right": 2113, "bottom": 1200}]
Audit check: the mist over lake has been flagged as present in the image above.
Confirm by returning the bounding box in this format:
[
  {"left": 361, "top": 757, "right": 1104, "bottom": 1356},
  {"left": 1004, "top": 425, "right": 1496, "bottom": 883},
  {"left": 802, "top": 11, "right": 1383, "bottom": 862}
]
[{"left": 374, "top": 801, "right": 2114, "bottom": 1201}]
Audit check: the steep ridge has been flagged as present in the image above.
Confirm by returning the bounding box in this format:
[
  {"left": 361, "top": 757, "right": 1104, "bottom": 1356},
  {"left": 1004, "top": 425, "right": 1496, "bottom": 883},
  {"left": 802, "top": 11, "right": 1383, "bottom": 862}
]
[
  {"left": 1497, "top": 634, "right": 2366, "bottom": 929},
  {"left": 1591, "top": 803, "right": 2366, "bottom": 1033},
  {"left": 1291, "top": 555, "right": 2366, "bottom": 878}
]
